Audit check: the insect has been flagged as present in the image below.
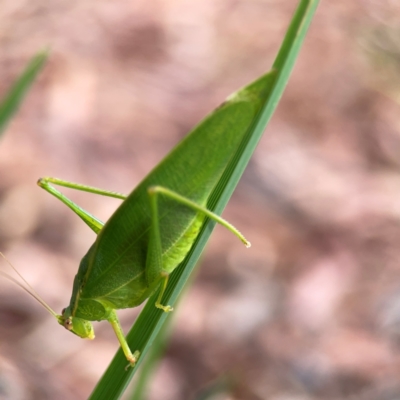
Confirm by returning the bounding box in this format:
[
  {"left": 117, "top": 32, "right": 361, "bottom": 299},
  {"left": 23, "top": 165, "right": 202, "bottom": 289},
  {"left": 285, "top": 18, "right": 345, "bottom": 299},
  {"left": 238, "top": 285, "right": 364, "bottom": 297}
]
[{"left": 2, "top": 71, "right": 276, "bottom": 368}]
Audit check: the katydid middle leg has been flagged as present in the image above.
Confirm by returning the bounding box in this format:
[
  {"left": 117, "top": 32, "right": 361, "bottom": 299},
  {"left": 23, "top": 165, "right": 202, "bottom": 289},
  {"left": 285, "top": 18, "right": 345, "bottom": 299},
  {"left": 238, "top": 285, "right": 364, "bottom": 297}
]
[{"left": 37, "top": 177, "right": 127, "bottom": 234}]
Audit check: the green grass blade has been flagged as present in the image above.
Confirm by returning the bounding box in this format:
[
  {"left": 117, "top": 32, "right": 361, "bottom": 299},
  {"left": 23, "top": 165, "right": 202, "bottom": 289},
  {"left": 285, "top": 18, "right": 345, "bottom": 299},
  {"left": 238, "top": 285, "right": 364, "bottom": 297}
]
[
  {"left": 87, "top": 1, "right": 319, "bottom": 399},
  {"left": 0, "top": 50, "right": 47, "bottom": 138},
  {"left": 127, "top": 310, "right": 173, "bottom": 400}
]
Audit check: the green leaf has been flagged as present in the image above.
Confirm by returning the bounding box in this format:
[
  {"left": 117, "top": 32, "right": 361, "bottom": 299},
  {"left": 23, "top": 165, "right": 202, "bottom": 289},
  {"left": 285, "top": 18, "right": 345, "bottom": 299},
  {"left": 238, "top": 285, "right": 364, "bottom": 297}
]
[
  {"left": 88, "top": 0, "right": 320, "bottom": 399},
  {"left": 0, "top": 50, "right": 47, "bottom": 138}
]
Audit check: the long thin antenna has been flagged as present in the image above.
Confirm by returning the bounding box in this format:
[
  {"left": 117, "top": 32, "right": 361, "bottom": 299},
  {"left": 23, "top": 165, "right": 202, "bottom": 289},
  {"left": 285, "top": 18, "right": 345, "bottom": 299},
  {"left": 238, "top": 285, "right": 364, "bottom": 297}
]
[{"left": 0, "top": 252, "right": 59, "bottom": 319}]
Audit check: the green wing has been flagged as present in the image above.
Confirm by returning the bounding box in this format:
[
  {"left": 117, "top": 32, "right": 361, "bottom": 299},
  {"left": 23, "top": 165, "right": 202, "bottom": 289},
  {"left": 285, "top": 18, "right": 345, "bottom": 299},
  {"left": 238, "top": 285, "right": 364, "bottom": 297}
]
[{"left": 74, "top": 71, "right": 274, "bottom": 310}]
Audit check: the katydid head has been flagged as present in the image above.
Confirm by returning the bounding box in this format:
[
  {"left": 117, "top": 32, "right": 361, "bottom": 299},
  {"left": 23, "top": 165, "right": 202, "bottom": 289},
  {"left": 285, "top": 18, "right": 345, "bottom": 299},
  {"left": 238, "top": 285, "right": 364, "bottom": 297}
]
[
  {"left": 0, "top": 252, "right": 95, "bottom": 340},
  {"left": 59, "top": 306, "right": 95, "bottom": 340}
]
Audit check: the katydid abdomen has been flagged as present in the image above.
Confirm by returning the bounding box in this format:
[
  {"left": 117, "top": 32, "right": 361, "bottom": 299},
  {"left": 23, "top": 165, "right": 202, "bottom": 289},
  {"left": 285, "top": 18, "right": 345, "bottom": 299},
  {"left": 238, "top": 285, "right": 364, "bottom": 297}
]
[{"left": 71, "top": 214, "right": 205, "bottom": 319}]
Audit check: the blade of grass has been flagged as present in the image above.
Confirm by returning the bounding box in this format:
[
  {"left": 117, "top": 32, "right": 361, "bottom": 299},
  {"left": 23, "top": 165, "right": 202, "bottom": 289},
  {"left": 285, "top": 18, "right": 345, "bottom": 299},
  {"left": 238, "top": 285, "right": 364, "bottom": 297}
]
[
  {"left": 0, "top": 50, "right": 47, "bottom": 138},
  {"left": 127, "top": 308, "right": 173, "bottom": 400},
  {"left": 88, "top": 1, "right": 319, "bottom": 399},
  {"left": 127, "top": 272, "right": 191, "bottom": 400}
]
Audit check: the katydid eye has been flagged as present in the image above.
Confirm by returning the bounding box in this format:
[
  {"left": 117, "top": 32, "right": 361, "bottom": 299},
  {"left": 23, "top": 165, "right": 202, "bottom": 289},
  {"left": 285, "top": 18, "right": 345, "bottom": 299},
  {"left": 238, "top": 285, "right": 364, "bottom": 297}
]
[{"left": 64, "top": 318, "right": 73, "bottom": 330}]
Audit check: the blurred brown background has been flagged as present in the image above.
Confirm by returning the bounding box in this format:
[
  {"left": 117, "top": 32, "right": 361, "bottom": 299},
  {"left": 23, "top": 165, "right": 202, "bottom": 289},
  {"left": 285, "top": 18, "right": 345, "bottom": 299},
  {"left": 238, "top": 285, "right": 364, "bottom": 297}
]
[{"left": 1, "top": 1, "right": 400, "bottom": 399}]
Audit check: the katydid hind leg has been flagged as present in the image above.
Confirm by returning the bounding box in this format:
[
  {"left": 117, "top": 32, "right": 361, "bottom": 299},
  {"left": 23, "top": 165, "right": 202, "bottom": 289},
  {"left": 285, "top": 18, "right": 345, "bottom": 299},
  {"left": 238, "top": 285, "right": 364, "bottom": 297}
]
[
  {"left": 147, "top": 185, "right": 251, "bottom": 247},
  {"left": 155, "top": 274, "right": 173, "bottom": 312},
  {"left": 145, "top": 186, "right": 174, "bottom": 312},
  {"left": 144, "top": 184, "right": 251, "bottom": 314}
]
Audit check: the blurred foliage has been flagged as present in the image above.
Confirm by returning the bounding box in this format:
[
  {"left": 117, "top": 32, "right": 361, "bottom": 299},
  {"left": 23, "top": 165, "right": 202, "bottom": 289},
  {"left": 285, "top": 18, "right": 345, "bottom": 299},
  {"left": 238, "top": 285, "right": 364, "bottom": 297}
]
[{"left": 0, "top": 51, "right": 46, "bottom": 138}]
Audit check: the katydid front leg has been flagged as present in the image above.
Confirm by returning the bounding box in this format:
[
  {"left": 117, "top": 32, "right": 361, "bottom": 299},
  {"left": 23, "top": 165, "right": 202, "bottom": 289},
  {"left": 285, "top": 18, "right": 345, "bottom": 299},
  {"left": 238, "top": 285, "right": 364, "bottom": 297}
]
[
  {"left": 145, "top": 185, "right": 251, "bottom": 312},
  {"left": 108, "top": 310, "right": 140, "bottom": 368}
]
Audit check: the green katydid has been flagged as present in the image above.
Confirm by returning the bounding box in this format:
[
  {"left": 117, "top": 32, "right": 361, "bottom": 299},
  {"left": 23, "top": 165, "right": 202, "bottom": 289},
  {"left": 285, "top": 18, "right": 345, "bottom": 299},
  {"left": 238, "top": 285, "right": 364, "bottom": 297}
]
[{"left": 3, "top": 70, "right": 276, "bottom": 368}]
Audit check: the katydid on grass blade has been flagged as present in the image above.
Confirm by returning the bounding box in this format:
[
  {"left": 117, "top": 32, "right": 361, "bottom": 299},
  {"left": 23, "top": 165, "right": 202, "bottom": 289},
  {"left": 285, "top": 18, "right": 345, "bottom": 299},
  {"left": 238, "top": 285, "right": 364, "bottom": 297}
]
[{"left": 4, "top": 70, "right": 276, "bottom": 368}]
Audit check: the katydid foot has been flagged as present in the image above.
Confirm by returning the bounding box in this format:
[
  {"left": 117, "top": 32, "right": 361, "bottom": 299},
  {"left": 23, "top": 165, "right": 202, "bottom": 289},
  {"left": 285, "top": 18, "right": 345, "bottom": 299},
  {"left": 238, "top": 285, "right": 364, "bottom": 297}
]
[
  {"left": 155, "top": 303, "right": 174, "bottom": 312},
  {"left": 125, "top": 350, "right": 140, "bottom": 370}
]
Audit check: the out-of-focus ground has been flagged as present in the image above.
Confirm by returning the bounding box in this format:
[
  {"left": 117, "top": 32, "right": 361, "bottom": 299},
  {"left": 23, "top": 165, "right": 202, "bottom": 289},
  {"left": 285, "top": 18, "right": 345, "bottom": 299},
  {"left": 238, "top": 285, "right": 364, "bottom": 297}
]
[{"left": 1, "top": 1, "right": 400, "bottom": 399}]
